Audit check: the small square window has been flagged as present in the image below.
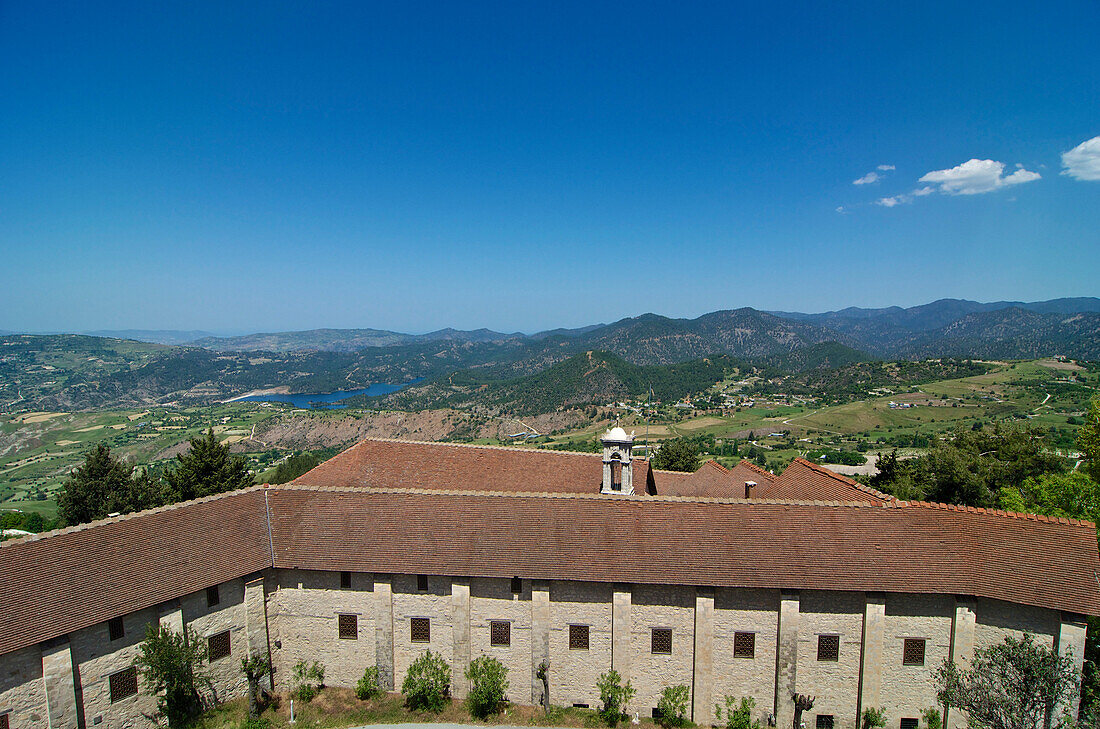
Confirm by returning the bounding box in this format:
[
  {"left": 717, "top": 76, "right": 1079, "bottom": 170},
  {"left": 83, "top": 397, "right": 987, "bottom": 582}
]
[
  {"left": 341, "top": 571, "right": 352, "bottom": 589},
  {"left": 208, "top": 630, "right": 231, "bottom": 661},
  {"left": 900, "top": 719, "right": 918, "bottom": 729},
  {"left": 417, "top": 574, "right": 429, "bottom": 592},
  {"left": 651, "top": 628, "right": 672, "bottom": 655},
  {"left": 339, "top": 613, "right": 358, "bottom": 639},
  {"left": 109, "top": 667, "right": 138, "bottom": 702},
  {"left": 816, "top": 716, "right": 834, "bottom": 729},
  {"left": 511, "top": 576, "right": 522, "bottom": 594},
  {"left": 108, "top": 617, "right": 124, "bottom": 642},
  {"left": 569, "top": 624, "right": 590, "bottom": 650},
  {"left": 411, "top": 617, "right": 430, "bottom": 643},
  {"left": 734, "top": 631, "right": 755, "bottom": 658},
  {"left": 0, "top": 713, "right": 9, "bottom": 729},
  {"left": 207, "top": 585, "right": 220, "bottom": 608},
  {"left": 903, "top": 638, "right": 926, "bottom": 666},
  {"left": 652, "top": 708, "right": 663, "bottom": 719},
  {"left": 573, "top": 703, "right": 590, "bottom": 709},
  {"left": 817, "top": 634, "right": 840, "bottom": 662},
  {"left": 491, "top": 621, "right": 511, "bottom": 647}
]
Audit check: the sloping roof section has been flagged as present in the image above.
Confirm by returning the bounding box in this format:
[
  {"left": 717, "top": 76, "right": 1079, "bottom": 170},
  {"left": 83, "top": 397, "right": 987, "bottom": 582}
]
[
  {"left": 767, "top": 458, "right": 892, "bottom": 503},
  {"left": 0, "top": 489, "right": 271, "bottom": 656},
  {"left": 654, "top": 459, "right": 779, "bottom": 498},
  {"left": 269, "top": 486, "right": 1100, "bottom": 616}
]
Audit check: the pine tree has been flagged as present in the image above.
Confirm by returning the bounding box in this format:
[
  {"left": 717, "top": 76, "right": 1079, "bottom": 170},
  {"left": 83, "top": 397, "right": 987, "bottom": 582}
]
[
  {"left": 165, "top": 428, "right": 253, "bottom": 501},
  {"left": 57, "top": 444, "right": 170, "bottom": 526}
]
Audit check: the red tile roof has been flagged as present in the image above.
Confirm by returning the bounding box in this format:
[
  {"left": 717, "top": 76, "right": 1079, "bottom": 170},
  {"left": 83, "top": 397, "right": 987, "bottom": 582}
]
[
  {"left": 765, "top": 458, "right": 892, "bottom": 504},
  {"left": 655, "top": 459, "right": 780, "bottom": 498}
]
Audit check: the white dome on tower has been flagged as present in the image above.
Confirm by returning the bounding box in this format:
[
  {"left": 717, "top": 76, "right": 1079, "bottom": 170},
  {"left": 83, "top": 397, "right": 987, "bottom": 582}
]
[{"left": 603, "top": 426, "right": 633, "bottom": 442}]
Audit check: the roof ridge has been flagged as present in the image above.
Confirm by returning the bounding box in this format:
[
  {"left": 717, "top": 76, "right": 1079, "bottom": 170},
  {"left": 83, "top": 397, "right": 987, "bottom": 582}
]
[
  {"left": 788, "top": 457, "right": 894, "bottom": 501},
  {"left": 899, "top": 499, "right": 1098, "bottom": 529},
  {"left": 302, "top": 435, "right": 638, "bottom": 461},
  {"left": 738, "top": 459, "right": 776, "bottom": 479},
  {"left": 0, "top": 485, "right": 267, "bottom": 548}
]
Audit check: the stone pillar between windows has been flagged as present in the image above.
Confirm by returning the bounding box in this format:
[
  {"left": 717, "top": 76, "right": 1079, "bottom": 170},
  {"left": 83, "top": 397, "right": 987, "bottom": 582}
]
[
  {"left": 244, "top": 576, "right": 275, "bottom": 691},
  {"left": 1056, "top": 613, "right": 1088, "bottom": 722},
  {"left": 692, "top": 588, "right": 715, "bottom": 726},
  {"left": 612, "top": 585, "right": 633, "bottom": 690},
  {"left": 374, "top": 575, "right": 395, "bottom": 691},
  {"left": 532, "top": 581, "right": 551, "bottom": 705},
  {"left": 41, "top": 637, "right": 80, "bottom": 729},
  {"left": 945, "top": 597, "right": 976, "bottom": 729},
  {"left": 774, "top": 590, "right": 800, "bottom": 729},
  {"left": 451, "top": 579, "right": 471, "bottom": 698},
  {"left": 159, "top": 601, "right": 184, "bottom": 633},
  {"left": 856, "top": 592, "right": 886, "bottom": 728}
]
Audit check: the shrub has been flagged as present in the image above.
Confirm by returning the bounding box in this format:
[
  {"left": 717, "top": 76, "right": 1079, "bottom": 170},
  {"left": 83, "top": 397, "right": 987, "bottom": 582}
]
[
  {"left": 466, "top": 655, "right": 509, "bottom": 718},
  {"left": 921, "top": 707, "right": 942, "bottom": 729},
  {"left": 356, "top": 665, "right": 382, "bottom": 701},
  {"left": 292, "top": 660, "right": 325, "bottom": 703},
  {"left": 402, "top": 650, "right": 451, "bottom": 712},
  {"left": 596, "top": 669, "right": 636, "bottom": 727},
  {"left": 656, "top": 685, "right": 690, "bottom": 728},
  {"left": 861, "top": 707, "right": 886, "bottom": 729},
  {"left": 715, "top": 696, "right": 760, "bottom": 729},
  {"left": 239, "top": 719, "right": 271, "bottom": 729}
]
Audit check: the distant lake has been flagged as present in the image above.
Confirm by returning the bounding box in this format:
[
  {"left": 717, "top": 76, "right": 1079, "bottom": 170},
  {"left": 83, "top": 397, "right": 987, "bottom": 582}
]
[{"left": 233, "top": 379, "right": 424, "bottom": 409}]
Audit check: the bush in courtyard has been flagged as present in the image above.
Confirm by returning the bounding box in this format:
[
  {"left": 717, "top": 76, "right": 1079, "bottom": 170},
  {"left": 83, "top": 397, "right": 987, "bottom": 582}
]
[
  {"left": 356, "top": 665, "right": 382, "bottom": 701},
  {"left": 239, "top": 719, "right": 271, "bottom": 729},
  {"left": 921, "top": 707, "right": 942, "bottom": 729},
  {"left": 596, "top": 669, "right": 636, "bottom": 727},
  {"left": 402, "top": 650, "right": 451, "bottom": 712},
  {"left": 136, "top": 623, "right": 208, "bottom": 728},
  {"left": 715, "top": 696, "right": 760, "bottom": 729},
  {"left": 861, "top": 707, "right": 886, "bottom": 729},
  {"left": 466, "top": 655, "right": 510, "bottom": 718},
  {"left": 656, "top": 684, "right": 690, "bottom": 728},
  {"left": 292, "top": 660, "right": 325, "bottom": 703}
]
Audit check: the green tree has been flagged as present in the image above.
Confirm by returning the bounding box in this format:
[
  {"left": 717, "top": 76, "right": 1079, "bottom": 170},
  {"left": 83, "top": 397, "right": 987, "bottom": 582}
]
[
  {"left": 596, "top": 669, "right": 636, "bottom": 727},
  {"left": 292, "top": 660, "right": 325, "bottom": 703},
  {"left": 715, "top": 696, "right": 760, "bottom": 729},
  {"left": 166, "top": 429, "right": 253, "bottom": 501},
  {"left": 1078, "top": 396, "right": 1100, "bottom": 482},
  {"left": 269, "top": 452, "right": 323, "bottom": 484},
  {"left": 651, "top": 438, "right": 701, "bottom": 472},
  {"left": 136, "top": 623, "right": 208, "bottom": 727},
  {"left": 465, "top": 655, "right": 509, "bottom": 719},
  {"left": 355, "top": 665, "right": 381, "bottom": 701},
  {"left": 656, "top": 685, "right": 690, "bottom": 728},
  {"left": 860, "top": 707, "right": 886, "bottom": 729},
  {"left": 936, "top": 633, "right": 1079, "bottom": 729},
  {"left": 58, "top": 443, "right": 170, "bottom": 526},
  {"left": 240, "top": 654, "right": 270, "bottom": 719},
  {"left": 402, "top": 650, "right": 450, "bottom": 712}
]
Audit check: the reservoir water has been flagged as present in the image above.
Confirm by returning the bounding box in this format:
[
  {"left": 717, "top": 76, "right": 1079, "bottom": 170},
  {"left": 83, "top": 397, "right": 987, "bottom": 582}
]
[{"left": 233, "top": 379, "right": 423, "bottom": 409}]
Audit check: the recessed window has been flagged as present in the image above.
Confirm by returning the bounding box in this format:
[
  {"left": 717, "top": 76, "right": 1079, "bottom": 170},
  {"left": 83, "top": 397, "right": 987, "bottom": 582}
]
[
  {"left": 573, "top": 703, "right": 590, "bottom": 709},
  {"left": 339, "top": 613, "right": 358, "bottom": 639},
  {"left": 417, "top": 574, "right": 429, "bottom": 592},
  {"left": 734, "top": 631, "right": 755, "bottom": 658},
  {"left": 341, "top": 571, "right": 352, "bottom": 589},
  {"left": 651, "top": 628, "right": 672, "bottom": 655},
  {"left": 817, "top": 634, "right": 839, "bottom": 662},
  {"left": 411, "top": 617, "right": 430, "bottom": 643},
  {"left": 569, "top": 624, "right": 590, "bottom": 650},
  {"left": 491, "top": 621, "right": 511, "bottom": 647},
  {"left": 900, "top": 719, "right": 918, "bottom": 729},
  {"left": 816, "top": 716, "right": 834, "bottom": 729},
  {"left": 206, "top": 585, "right": 220, "bottom": 608},
  {"left": 108, "top": 617, "right": 124, "bottom": 642},
  {"left": 208, "top": 630, "right": 231, "bottom": 661},
  {"left": 0, "top": 713, "right": 9, "bottom": 729},
  {"left": 109, "top": 667, "right": 138, "bottom": 702},
  {"left": 652, "top": 708, "right": 663, "bottom": 719},
  {"left": 511, "top": 576, "right": 522, "bottom": 594},
  {"left": 903, "top": 638, "right": 926, "bottom": 666}
]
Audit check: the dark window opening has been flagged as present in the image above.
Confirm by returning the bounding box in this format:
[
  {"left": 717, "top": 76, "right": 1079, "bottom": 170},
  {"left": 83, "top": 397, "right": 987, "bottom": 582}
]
[
  {"left": 570, "top": 624, "right": 590, "bottom": 650},
  {"left": 651, "top": 628, "right": 672, "bottom": 654},
  {"left": 511, "top": 576, "right": 522, "bottom": 594},
  {"left": 108, "top": 617, "right": 124, "bottom": 642},
  {"left": 817, "top": 634, "right": 840, "bottom": 662},
  {"left": 417, "top": 574, "right": 429, "bottom": 592},
  {"left": 900, "top": 719, "right": 918, "bottom": 729},
  {"left": 734, "top": 631, "right": 755, "bottom": 658},
  {"left": 816, "top": 716, "right": 834, "bottom": 729},
  {"left": 573, "top": 703, "right": 590, "bottom": 709},
  {"left": 491, "top": 620, "right": 511, "bottom": 647},
  {"left": 206, "top": 585, "right": 220, "bottom": 608},
  {"left": 652, "top": 708, "right": 663, "bottom": 720},
  {"left": 341, "top": 571, "right": 352, "bottom": 589},
  {"left": 109, "top": 667, "right": 138, "bottom": 703},
  {"left": 208, "top": 630, "right": 231, "bottom": 661},
  {"left": 0, "top": 714, "right": 9, "bottom": 729},
  {"left": 903, "top": 638, "right": 926, "bottom": 666},
  {"left": 339, "top": 613, "right": 358, "bottom": 639},
  {"left": 610, "top": 455, "right": 623, "bottom": 490},
  {"left": 411, "top": 617, "right": 430, "bottom": 643}
]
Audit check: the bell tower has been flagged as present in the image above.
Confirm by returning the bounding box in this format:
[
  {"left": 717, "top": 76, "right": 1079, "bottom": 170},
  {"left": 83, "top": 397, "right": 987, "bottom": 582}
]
[{"left": 601, "top": 427, "right": 635, "bottom": 494}]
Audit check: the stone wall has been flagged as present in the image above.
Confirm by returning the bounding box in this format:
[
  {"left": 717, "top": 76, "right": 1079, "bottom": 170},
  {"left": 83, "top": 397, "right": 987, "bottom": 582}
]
[{"left": 0, "top": 573, "right": 1082, "bottom": 729}]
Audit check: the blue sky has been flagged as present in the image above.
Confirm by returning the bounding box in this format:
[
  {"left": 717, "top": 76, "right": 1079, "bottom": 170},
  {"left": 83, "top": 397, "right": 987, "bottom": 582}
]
[{"left": 1, "top": 1, "right": 1097, "bottom": 334}]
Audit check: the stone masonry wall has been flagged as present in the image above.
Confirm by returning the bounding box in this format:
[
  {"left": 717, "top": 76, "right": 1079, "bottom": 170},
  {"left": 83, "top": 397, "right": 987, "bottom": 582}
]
[
  {"left": 0, "top": 645, "right": 46, "bottom": 729},
  {"left": 879, "top": 593, "right": 954, "bottom": 727},
  {"left": 712, "top": 587, "right": 779, "bottom": 727},
  {"left": 548, "top": 580, "right": 614, "bottom": 709},
  {"left": 796, "top": 591, "right": 864, "bottom": 729},
  {"left": 470, "top": 578, "right": 533, "bottom": 706},
  {"left": 392, "top": 574, "right": 454, "bottom": 691},
  {"left": 629, "top": 584, "right": 695, "bottom": 717}
]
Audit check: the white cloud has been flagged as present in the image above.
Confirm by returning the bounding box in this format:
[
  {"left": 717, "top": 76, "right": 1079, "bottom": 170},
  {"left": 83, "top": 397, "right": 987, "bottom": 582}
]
[
  {"left": 877, "top": 164, "right": 895, "bottom": 171},
  {"left": 835, "top": 206, "right": 846, "bottom": 213},
  {"left": 876, "top": 195, "right": 905, "bottom": 207},
  {"left": 853, "top": 171, "right": 880, "bottom": 185},
  {"left": 1062, "top": 136, "right": 1100, "bottom": 181},
  {"left": 912, "top": 186, "right": 934, "bottom": 196},
  {"left": 918, "top": 158, "right": 1040, "bottom": 195}
]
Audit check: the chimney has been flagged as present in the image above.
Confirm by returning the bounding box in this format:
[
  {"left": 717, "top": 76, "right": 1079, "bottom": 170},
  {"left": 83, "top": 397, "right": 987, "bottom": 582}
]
[{"left": 744, "top": 481, "right": 757, "bottom": 499}]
